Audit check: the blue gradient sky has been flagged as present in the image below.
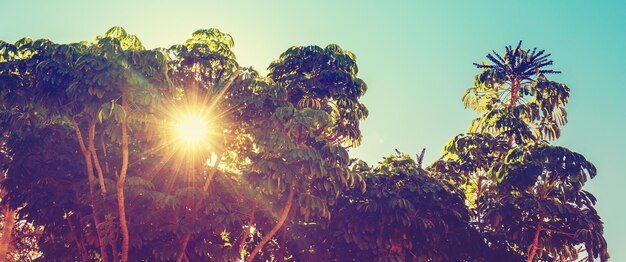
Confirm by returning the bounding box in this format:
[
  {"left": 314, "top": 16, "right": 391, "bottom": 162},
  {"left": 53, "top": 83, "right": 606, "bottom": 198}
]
[{"left": 2, "top": 0, "right": 625, "bottom": 258}]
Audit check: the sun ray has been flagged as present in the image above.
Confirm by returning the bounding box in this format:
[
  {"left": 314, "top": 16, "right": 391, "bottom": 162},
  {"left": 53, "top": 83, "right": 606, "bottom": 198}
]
[{"left": 123, "top": 69, "right": 244, "bottom": 198}]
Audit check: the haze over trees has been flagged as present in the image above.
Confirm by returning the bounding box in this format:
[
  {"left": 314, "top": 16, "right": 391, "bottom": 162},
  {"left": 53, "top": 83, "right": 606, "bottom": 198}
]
[{"left": 0, "top": 28, "right": 607, "bottom": 261}]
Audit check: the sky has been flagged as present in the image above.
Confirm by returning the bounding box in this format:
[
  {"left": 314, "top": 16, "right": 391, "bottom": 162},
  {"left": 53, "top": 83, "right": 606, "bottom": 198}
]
[{"left": 1, "top": 0, "right": 625, "bottom": 259}]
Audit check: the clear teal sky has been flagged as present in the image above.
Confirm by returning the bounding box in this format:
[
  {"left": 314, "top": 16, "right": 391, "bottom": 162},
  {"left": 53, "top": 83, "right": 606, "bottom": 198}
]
[{"left": 2, "top": 0, "right": 625, "bottom": 258}]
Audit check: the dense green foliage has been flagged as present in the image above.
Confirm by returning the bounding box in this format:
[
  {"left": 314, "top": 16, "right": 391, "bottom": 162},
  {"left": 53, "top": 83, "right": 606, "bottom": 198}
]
[
  {"left": 0, "top": 29, "right": 606, "bottom": 262},
  {"left": 431, "top": 42, "right": 608, "bottom": 262}
]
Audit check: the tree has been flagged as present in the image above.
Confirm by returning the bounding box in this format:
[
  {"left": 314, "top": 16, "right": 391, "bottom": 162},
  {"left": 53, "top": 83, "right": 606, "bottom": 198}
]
[
  {"left": 0, "top": 37, "right": 114, "bottom": 260},
  {"left": 268, "top": 44, "right": 368, "bottom": 146},
  {"left": 465, "top": 41, "right": 565, "bottom": 146},
  {"left": 432, "top": 42, "right": 608, "bottom": 261},
  {"left": 1, "top": 125, "right": 94, "bottom": 261},
  {"left": 243, "top": 44, "right": 368, "bottom": 262},
  {"left": 0, "top": 27, "right": 171, "bottom": 261},
  {"left": 0, "top": 30, "right": 608, "bottom": 262},
  {"left": 329, "top": 153, "right": 479, "bottom": 261},
  {"left": 163, "top": 28, "right": 241, "bottom": 262}
]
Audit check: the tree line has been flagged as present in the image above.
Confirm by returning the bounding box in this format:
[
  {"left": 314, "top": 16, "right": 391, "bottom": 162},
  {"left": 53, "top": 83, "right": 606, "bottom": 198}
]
[{"left": 0, "top": 27, "right": 608, "bottom": 261}]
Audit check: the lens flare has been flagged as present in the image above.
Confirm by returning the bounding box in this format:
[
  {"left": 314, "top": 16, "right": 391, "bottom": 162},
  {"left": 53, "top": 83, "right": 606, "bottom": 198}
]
[{"left": 175, "top": 113, "right": 209, "bottom": 147}]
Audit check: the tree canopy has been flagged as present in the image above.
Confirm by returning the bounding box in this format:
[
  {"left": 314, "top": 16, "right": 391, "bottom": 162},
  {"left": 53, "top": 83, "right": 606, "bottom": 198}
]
[{"left": 0, "top": 29, "right": 607, "bottom": 262}]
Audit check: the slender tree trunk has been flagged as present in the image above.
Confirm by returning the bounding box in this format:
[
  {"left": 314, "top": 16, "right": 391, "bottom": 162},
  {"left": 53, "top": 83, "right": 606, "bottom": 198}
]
[
  {"left": 67, "top": 215, "right": 89, "bottom": 262},
  {"left": 100, "top": 133, "right": 111, "bottom": 176},
  {"left": 70, "top": 117, "right": 110, "bottom": 262},
  {"left": 246, "top": 184, "right": 296, "bottom": 262},
  {"left": 0, "top": 205, "right": 15, "bottom": 260},
  {"left": 238, "top": 201, "right": 257, "bottom": 260},
  {"left": 90, "top": 122, "right": 120, "bottom": 261},
  {"left": 276, "top": 226, "right": 287, "bottom": 262},
  {"left": 202, "top": 153, "right": 223, "bottom": 192},
  {"left": 507, "top": 78, "right": 520, "bottom": 148},
  {"left": 175, "top": 154, "right": 224, "bottom": 262},
  {"left": 509, "top": 78, "right": 520, "bottom": 109},
  {"left": 88, "top": 120, "right": 107, "bottom": 195},
  {"left": 118, "top": 91, "right": 130, "bottom": 262},
  {"left": 175, "top": 235, "right": 191, "bottom": 262},
  {"left": 110, "top": 232, "right": 120, "bottom": 262},
  {"left": 527, "top": 214, "right": 544, "bottom": 262},
  {"left": 476, "top": 176, "right": 483, "bottom": 202}
]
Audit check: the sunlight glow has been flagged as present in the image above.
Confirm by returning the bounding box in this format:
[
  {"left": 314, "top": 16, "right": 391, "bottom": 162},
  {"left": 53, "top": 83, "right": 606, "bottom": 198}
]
[
  {"left": 151, "top": 76, "right": 239, "bottom": 178},
  {"left": 175, "top": 113, "right": 209, "bottom": 148}
]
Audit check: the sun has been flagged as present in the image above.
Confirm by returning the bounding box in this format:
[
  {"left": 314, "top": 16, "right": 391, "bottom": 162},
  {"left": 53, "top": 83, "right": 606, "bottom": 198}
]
[{"left": 175, "top": 113, "right": 209, "bottom": 147}]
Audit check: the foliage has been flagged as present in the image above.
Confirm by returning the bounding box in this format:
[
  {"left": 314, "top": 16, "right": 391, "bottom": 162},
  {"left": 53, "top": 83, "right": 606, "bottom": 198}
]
[
  {"left": 268, "top": 44, "right": 368, "bottom": 146},
  {"left": 0, "top": 30, "right": 607, "bottom": 262},
  {"left": 326, "top": 154, "right": 483, "bottom": 261},
  {"left": 431, "top": 42, "right": 608, "bottom": 261},
  {"left": 463, "top": 41, "right": 569, "bottom": 143}
]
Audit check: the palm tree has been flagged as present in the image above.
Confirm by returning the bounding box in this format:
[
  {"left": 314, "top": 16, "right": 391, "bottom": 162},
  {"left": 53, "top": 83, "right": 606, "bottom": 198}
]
[
  {"left": 454, "top": 42, "right": 607, "bottom": 262},
  {"left": 473, "top": 41, "right": 560, "bottom": 109},
  {"left": 464, "top": 41, "right": 569, "bottom": 147}
]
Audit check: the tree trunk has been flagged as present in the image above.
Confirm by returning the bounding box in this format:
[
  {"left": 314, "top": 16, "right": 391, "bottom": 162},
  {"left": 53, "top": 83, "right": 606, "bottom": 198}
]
[
  {"left": 110, "top": 233, "right": 120, "bottom": 262},
  {"left": 90, "top": 122, "right": 120, "bottom": 261},
  {"left": 276, "top": 227, "right": 287, "bottom": 262},
  {"left": 202, "top": 153, "right": 223, "bottom": 192},
  {"left": 67, "top": 215, "right": 89, "bottom": 262},
  {"left": 527, "top": 214, "right": 544, "bottom": 262},
  {"left": 246, "top": 184, "right": 296, "bottom": 262},
  {"left": 100, "top": 133, "right": 111, "bottom": 176},
  {"left": 118, "top": 91, "right": 130, "bottom": 262},
  {"left": 507, "top": 77, "right": 521, "bottom": 148},
  {"left": 175, "top": 235, "right": 191, "bottom": 262},
  {"left": 88, "top": 120, "right": 107, "bottom": 195},
  {"left": 175, "top": 154, "right": 224, "bottom": 262},
  {"left": 509, "top": 78, "right": 520, "bottom": 108},
  {"left": 476, "top": 176, "right": 483, "bottom": 203},
  {"left": 0, "top": 205, "right": 15, "bottom": 260},
  {"left": 70, "top": 117, "right": 110, "bottom": 262},
  {"left": 238, "top": 201, "right": 257, "bottom": 260}
]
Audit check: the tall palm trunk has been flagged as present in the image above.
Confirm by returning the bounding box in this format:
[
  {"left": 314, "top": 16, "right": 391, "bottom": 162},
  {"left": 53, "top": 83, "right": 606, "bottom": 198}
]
[
  {"left": 0, "top": 205, "right": 15, "bottom": 260},
  {"left": 246, "top": 184, "right": 296, "bottom": 262},
  {"left": 527, "top": 214, "right": 544, "bottom": 262},
  {"left": 70, "top": 117, "right": 110, "bottom": 262},
  {"left": 118, "top": 90, "right": 130, "bottom": 262},
  {"left": 507, "top": 77, "right": 521, "bottom": 148}
]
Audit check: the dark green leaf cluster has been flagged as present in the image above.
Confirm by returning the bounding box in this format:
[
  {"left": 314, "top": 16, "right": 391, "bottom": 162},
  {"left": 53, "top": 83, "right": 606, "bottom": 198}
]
[
  {"left": 268, "top": 44, "right": 368, "bottom": 146},
  {"left": 473, "top": 41, "right": 561, "bottom": 80}
]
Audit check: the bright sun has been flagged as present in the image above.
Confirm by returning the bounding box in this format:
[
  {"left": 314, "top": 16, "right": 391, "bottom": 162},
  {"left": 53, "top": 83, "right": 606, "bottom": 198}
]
[{"left": 175, "top": 114, "right": 209, "bottom": 147}]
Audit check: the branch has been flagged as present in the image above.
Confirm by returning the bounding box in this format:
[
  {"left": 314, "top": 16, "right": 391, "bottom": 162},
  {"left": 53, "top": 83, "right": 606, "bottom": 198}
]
[
  {"left": 246, "top": 184, "right": 296, "bottom": 262},
  {"left": 88, "top": 120, "right": 107, "bottom": 195}
]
